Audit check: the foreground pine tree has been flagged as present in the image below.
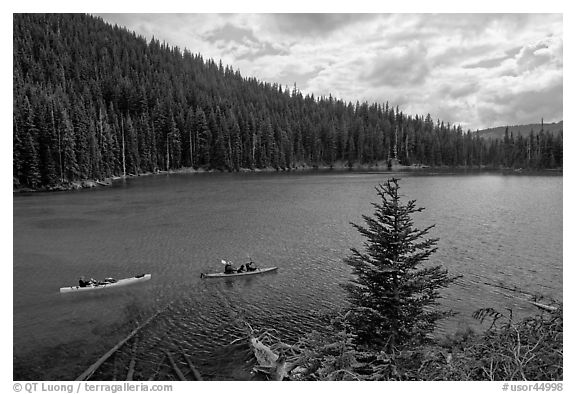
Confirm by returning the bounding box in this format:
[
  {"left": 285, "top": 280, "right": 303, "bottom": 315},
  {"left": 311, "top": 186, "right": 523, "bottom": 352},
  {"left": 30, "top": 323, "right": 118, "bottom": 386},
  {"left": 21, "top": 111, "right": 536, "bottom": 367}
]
[{"left": 343, "top": 178, "right": 457, "bottom": 351}]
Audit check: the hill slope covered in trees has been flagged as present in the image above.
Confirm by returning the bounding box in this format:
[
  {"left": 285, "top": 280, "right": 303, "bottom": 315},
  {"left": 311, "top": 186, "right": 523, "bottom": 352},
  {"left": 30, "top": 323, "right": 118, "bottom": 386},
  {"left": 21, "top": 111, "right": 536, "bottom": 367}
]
[
  {"left": 476, "top": 121, "right": 563, "bottom": 139},
  {"left": 13, "top": 14, "right": 563, "bottom": 190}
]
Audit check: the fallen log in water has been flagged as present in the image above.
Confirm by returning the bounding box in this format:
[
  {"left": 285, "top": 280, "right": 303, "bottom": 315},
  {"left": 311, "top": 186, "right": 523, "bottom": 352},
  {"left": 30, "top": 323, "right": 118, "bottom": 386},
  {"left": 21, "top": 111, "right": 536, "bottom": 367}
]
[
  {"left": 178, "top": 346, "right": 203, "bottom": 381},
  {"left": 529, "top": 301, "right": 558, "bottom": 312},
  {"left": 215, "top": 289, "right": 297, "bottom": 380},
  {"left": 491, "top": 289, "right": 558, "bottom": 312},
  {"left": 126, "top": 338, "right": 139, "bottom": 380},
  {"left": 75, "top": 309, "right": 163, "bottom": 381},
  {"left": 148, "top": 354, "right": 166, "bottom": 381},
  {"left": 484, "top": 281, "right": 538, "bottom": 296},
  {"left": 165, "top": 351, "right": 187, "bottom": 381}
]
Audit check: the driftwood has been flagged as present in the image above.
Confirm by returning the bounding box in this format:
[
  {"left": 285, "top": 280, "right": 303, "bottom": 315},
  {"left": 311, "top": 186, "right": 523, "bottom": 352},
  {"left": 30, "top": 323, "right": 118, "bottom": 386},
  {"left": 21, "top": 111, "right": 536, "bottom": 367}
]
[
  {"left": 126, "top": 357, "right": 136, "bottom": 381},
  {"left": 75, "top": 309, "right": 163, "bottom": 381},
  {"left": 484, "top": 281, "right": 538, "bottom": 297},
  {"left": 126, "top": 338, "right": 139, "bottom": 380},
  {"left": 165, "top": 351, "right": 187, "bottom": 381},
  {"left": 250, "top": 336, "right": 286, "bottom": 380},
  {"left": 215, "top": 289, "right": 296, "bottom": 380},
  {"left": 178, "top": 346, "right": 203, "bottom": 381},
  {"left": 242, "top": 324, "right": 300, "bottom": 381},
  {"left": 492, "top": 289, "right": 558, "bottom": 312},
  {"left": 95, "top": 180, "right": 112, "bottom": 186},
  {"left": 112, "top": 354, "right": 118, "bottom": 381},
  {"left": 529, "top": 301, "right": 558, "bottom": 312},
  {"left": 148, "top": 354, "right": 166, "bottom": 381},
  {"left": 462, "top": 273, "right": 558, "bottom": 309}
]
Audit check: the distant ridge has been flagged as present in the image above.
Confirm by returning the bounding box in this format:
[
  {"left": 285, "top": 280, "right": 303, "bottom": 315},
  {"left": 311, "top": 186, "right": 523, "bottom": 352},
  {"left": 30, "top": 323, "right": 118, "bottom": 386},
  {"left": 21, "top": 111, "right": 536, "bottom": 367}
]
[{"left": 476, "top": 121, "right": 563, "bottom": 139}]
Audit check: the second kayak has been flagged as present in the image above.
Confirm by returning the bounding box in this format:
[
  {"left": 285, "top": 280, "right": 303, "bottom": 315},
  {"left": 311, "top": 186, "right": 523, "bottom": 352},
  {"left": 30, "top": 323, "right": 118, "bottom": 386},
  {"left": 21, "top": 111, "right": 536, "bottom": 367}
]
[{"left": 200, "top": 267, "right": 278, "bottom": 279}]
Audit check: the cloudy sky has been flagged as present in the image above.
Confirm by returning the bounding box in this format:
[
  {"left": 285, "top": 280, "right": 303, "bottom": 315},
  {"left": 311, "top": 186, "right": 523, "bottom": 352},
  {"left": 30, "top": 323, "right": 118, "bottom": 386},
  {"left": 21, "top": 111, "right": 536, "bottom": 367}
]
[{"left": 96, "top": 13, "right": 562, "bottom": 130}]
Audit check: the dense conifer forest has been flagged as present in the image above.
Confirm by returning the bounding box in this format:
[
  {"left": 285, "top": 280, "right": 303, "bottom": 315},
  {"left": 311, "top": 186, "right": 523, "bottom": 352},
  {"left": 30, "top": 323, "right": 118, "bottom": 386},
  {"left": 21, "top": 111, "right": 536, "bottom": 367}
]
[
  {"left": 13, "top": 14, "right": 563, "bottom": 189},
  {"left": 476, "top": 121, "right": 563, "bottom": 140}
]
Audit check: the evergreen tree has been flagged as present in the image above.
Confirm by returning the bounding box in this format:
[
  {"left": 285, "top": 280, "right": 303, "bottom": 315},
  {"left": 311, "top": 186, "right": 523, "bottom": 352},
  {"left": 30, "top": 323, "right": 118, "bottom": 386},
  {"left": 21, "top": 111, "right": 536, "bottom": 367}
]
[
  {"left": 184, "top": 107, "right": 195, "bottom": 167},
  {"left": 13, "top": 113, "right": 25, "bottom": 183},
  {"left": 343, "top": 178, "right": 457, "bottom": 351},
  {"left": 39, "top": 145, "right": 58, "bottom": 187},
  {"left": 324, "top": 121, "right": 337, "bottom": 165},
  {"left": 210, "top": 107, "right": 230, "bottom": 170},
  {"left": 124, "top": 114, "right": 140, "bottom": 174},
  {"left": 194, "top": 107, "right": 211, "bottom": 167},
  {"left": 257, "top": 116, "right": 273, "bottom": 168},
  {"left": 72, "top": 103, "right": 91, "bottom": 179},
  {"left": 228, "top": 112, "right": 242, "bottom": 171},
  {"left": 166, "top": 113, "right": 182, "bottom": 169},
  {"left": 22, "top": 130, "right": 42, "bottom": 188}
]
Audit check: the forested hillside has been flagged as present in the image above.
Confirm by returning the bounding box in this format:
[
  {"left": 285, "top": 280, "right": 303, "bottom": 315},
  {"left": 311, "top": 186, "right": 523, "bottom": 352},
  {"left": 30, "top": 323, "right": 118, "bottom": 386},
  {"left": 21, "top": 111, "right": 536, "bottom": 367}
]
[
  {"left": 476, "top": 121, "right": 563, "bottom": 140},
  {"left": 13, "top": 14, "right": 563, "bottom": 190}
]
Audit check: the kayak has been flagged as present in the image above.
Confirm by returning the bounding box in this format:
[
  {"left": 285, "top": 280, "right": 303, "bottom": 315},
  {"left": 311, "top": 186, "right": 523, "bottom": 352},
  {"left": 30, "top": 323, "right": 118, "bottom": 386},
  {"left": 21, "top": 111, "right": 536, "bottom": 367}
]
[
  {"left": 60, "top": 273, "right": 151, "bottom": 293},
  {"left": 200, "top": 267, "right": 278, "bottom": 279}
]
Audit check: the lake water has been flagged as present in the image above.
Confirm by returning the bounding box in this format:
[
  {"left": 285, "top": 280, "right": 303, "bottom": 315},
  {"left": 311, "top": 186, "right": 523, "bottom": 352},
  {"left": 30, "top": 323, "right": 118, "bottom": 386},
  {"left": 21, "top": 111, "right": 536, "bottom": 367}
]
[{"left": 13, "top": 170, "right": 562, "bottom": 380}]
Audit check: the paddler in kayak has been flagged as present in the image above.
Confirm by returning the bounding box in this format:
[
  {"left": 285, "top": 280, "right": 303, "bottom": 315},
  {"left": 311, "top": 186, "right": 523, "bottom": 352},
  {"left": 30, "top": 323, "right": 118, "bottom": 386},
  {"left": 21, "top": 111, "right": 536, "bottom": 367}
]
[
  {"left": 246, "top": 261, "right": 257, "bottom": 272},
  {"left": 222, "top": 259, "right": 255, "bottom": 274},
  {"left": 223, "top": 260, "right": 236, "bottom": 274},
  {"left": 78, "top": 276, "right": 96, "bottom": 287}
]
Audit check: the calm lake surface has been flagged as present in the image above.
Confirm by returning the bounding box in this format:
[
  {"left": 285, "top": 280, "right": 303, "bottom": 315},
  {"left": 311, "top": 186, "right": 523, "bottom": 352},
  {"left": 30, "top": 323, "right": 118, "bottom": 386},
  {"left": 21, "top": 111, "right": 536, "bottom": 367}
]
[{"left": 13, "top": 170, "right": 562, "bottom": 380}]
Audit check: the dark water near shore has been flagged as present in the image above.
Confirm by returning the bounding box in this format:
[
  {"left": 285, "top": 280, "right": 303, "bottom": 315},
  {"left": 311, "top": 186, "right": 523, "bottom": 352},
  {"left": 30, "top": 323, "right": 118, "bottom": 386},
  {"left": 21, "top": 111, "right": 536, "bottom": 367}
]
[{"left": 13, "top": 170, "right": 562, "bottom": 380}]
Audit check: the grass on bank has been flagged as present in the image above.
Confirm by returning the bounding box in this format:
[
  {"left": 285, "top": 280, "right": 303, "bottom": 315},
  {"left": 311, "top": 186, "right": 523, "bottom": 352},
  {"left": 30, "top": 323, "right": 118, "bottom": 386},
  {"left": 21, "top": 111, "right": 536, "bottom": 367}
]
[{"left": 288, "top": 305, "right": 562, "bottom": 381}]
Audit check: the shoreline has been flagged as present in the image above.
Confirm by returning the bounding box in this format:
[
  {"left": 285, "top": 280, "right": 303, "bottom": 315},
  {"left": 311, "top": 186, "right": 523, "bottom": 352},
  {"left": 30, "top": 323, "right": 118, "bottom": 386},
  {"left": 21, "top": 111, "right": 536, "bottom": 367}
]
[{"left": 13, "top": 162, "right": 563, "bottom": 193}]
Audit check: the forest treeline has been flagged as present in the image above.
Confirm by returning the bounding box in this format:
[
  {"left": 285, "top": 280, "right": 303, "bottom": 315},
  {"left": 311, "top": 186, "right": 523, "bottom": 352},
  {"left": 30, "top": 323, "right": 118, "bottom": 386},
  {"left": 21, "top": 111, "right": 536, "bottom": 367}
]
[{"left": 13, "top": 13, "right": 563, "bottom": 189}]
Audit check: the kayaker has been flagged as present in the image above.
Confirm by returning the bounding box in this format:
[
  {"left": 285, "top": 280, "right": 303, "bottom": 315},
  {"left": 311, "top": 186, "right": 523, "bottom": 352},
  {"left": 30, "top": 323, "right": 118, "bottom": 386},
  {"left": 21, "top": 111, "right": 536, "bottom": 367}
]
[
  {"left": 78, "top": 276, "right": 96, "bottom": 287},
  {"left": 224, "top": 262, "right": 236, "bottom": 274},
  {"left": 246, "top": 261, "right": 257, "bottom": 272},
  {"left": 237, "top": 264, "right": 246, "bottom": 273}
]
